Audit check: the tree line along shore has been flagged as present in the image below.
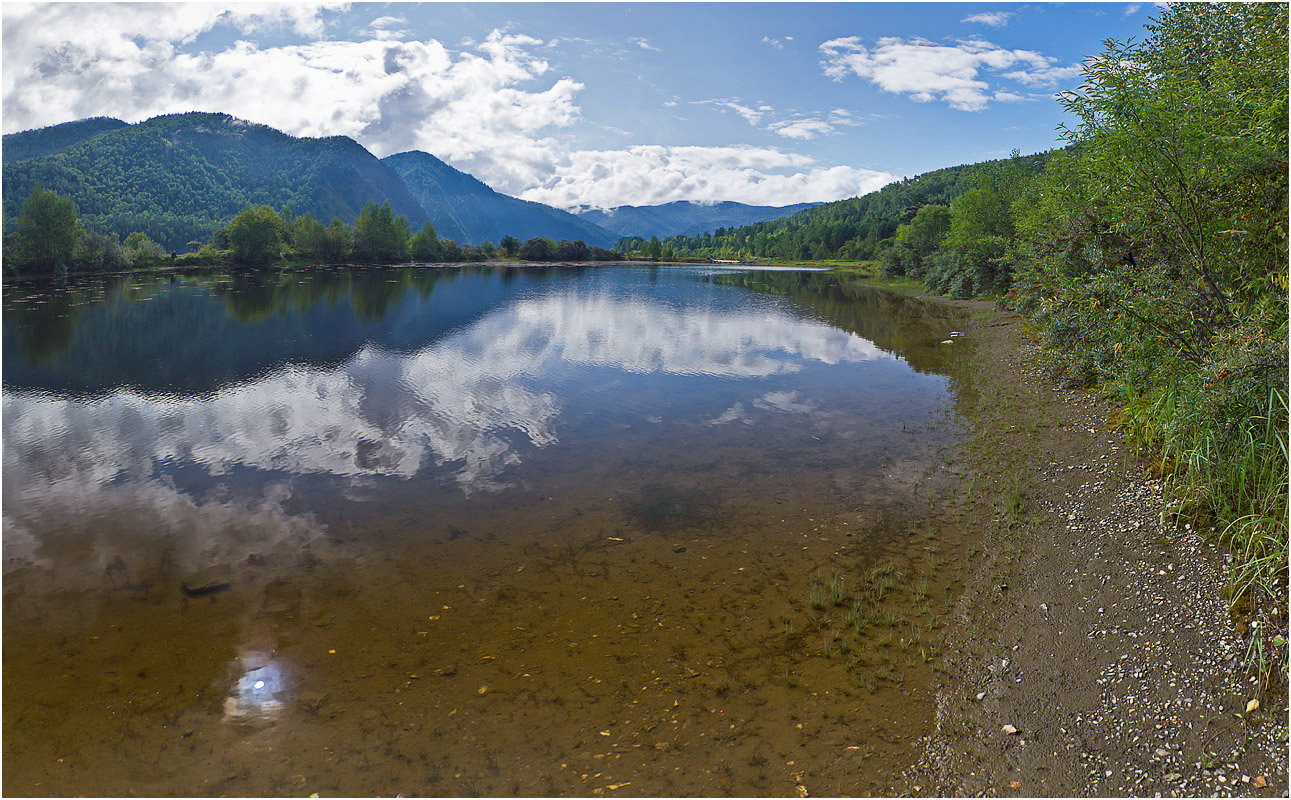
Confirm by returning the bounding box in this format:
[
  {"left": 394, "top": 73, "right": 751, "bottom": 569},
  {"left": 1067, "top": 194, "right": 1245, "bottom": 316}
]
[{"left": 4, "top": 192, "right": 624, "bottom": 277}]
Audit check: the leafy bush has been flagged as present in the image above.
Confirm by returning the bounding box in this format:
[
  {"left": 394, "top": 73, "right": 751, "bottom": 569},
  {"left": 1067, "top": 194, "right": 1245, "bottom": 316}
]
[
  {"left": 173, "top": 246, "right": 233, "bottom": 267},
  {"left": 123, "top": 231, "right": 168, "bottom": 267},
  {"left": 1010, "top": 2, "right": 1288, "bottom": 603},
  {"left": 73, "top": 228, "right": 130, "bottom": 273}
]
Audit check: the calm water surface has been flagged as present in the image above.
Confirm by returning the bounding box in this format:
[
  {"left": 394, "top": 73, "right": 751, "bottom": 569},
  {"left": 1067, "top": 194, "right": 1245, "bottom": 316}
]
[{"left": 4, "top": 265, "right": 977, "bottom": 796}]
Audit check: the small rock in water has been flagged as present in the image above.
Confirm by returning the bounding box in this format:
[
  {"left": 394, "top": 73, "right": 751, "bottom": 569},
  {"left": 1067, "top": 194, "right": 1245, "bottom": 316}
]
[{"left": 181, "top": 564, "right": 233, "bottom": 597}]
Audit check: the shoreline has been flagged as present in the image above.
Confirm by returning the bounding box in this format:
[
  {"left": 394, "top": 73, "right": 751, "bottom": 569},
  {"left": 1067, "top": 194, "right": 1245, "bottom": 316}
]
[
  {"left": 901, "top": 300, "right": 1287, "bottom": 796},
  {"left": 0, "top": 259, "right": 731, "bottom": 287}
]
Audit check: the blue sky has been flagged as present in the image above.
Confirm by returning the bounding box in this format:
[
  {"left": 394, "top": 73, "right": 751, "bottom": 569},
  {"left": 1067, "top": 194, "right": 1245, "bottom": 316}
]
[{"left": 3, "top": 2, "right": 1152, "bottom": 209}]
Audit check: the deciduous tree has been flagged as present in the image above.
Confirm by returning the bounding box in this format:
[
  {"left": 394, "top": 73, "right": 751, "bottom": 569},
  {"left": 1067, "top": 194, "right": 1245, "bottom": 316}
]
[
  {"left": 228, "top": 205, "right": 284, "bottom": 267},
  {"left": 353, "top": 202, "right": 411, "bottom": 263},
  {"left": 15, "top": 186, "right": 80, "bottom": 274},
  {"left": 410, "top": 221, "right": 442, "bottom": 261}
]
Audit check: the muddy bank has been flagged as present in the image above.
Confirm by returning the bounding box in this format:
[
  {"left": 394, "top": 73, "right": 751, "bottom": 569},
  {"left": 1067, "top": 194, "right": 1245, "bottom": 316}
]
[{"left": 903, "top": 301, "right": 1288, "bottom": 797}]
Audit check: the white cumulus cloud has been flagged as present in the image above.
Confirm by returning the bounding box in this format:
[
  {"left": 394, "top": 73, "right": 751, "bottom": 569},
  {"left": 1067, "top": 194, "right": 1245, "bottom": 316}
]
[
  {"left": 519, "top": 145, "right": 895, "bottom": 209},
  {"left": 819, "top": 35, "right": 1066, "bottom": 111},
  {"left": 3, "top": 2, "right": 343, "bottom": 128}
]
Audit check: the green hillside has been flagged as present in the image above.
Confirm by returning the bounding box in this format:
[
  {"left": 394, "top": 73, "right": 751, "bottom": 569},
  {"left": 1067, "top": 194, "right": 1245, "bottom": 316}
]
[
  {"left": 651, "top": 150, "right": 1056, "bottom": 262},
  {"left": 2, "top": 117, "right": 129, "bottom": 162},
  {"left": 2, "top": 112, "right": 427, "bottom": 250}
]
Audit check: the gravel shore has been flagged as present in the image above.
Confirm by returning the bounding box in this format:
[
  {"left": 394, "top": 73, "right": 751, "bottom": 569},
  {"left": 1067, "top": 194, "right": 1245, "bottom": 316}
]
[{"left": 902, "top": 305, "right": 1288, "bottom": 797}]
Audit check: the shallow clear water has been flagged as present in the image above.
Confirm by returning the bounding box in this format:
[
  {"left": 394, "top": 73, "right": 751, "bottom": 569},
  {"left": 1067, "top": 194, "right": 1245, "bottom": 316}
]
[{"left": 4, "top": 265, "right": 976, "bottom": 796}]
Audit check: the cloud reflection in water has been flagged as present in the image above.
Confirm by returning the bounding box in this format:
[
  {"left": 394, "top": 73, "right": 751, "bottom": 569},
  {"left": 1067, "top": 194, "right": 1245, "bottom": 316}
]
[
  {"left": 3, "top": 287, "right": 893, "bottom": 575},
  {"left": 5, "top": 289, "right": 888, "bottom": 497}
]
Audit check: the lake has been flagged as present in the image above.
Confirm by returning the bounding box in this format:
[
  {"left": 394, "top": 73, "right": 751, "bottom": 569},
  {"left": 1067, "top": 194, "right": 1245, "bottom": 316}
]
[{"left": 3, "top": 264, "right": 979, "bottom": 796}]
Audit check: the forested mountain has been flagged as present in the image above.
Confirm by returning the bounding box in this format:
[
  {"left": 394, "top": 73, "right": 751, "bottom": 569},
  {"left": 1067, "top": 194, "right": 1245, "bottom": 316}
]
[
  {"left": 576, "top": 200, "right": 820, "bottom": 240},
  {"left": 2, "top": 113, "right": 428, "bottom": 250},
  {"left": 652, "top": 150, "right": 1056, "bottom": 262},
  {"left": 3, "top": 117, "right": 129, "bottom": 163},
  {"left": 383, "top": 151, "right": 615, "bottom": 247}
]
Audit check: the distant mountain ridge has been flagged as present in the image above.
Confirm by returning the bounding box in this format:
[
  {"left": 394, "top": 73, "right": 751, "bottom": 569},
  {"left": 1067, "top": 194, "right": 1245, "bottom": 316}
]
[
  {"left": 2, "top": 113, "right": 615, "bottom": 252},
  {"left": 383, "top": 151, "right": 615, "bottom": 247},
  {"left": 576, "top": 200, "right": 821, "bottom": 240}
]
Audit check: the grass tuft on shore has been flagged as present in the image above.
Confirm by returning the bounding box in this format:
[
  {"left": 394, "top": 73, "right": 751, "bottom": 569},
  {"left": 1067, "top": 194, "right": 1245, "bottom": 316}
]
[{"left": 1113, "top": 378, "right": 1288, "bottom": 608}]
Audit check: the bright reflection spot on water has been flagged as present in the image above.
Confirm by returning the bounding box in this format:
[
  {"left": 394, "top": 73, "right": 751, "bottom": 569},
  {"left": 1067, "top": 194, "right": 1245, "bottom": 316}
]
[{"left": 223, "top": 651, "right": 289, "bottom": 723}]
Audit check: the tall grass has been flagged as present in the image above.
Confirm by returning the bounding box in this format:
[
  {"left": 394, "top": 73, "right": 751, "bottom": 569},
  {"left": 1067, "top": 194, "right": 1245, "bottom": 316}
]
[{"left": 1115, "top": 378, "right": 1288, "bottom": 606}]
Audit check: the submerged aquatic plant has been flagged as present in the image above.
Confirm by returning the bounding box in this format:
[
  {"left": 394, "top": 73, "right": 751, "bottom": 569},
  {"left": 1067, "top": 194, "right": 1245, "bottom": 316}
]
[
  {"left": 809, "top": 581, "right": 827, "bottom": 610},
  {"left": 828, "top": 573, "right": 848, "bottom": 606}
]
